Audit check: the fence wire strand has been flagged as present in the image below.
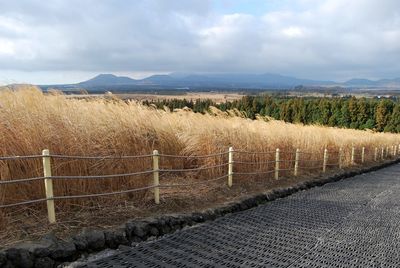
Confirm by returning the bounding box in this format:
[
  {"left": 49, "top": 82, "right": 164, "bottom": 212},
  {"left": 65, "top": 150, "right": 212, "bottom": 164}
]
[
  {"left": 159, "top": 152, "right": 227, "bottom": 159},
  {"left": 0, "top": 176, "right": 47, "bottom": 185},
  {"left": 50, "top": 154, "right": 153, "bottom": 160},
  {"left": 160, "top": 175, "right": 228, "bottom": 187},
  {"left": 0, "top": 155, "right": 43, "bottom": 160},
  {"left": 50, "top": 170, "right": 154, "bottom": 180},
  {"left": 233, "top": 160, "right": 275, "bottom": 165},
  {"left": 0, "top": 146, "right": 397, "bottom": 209},
  {"left": 233, "top": 150, "right": 275, "bottom": 155},
  {"left": 52, "top": 185, "right": 157, "bottom": 200},
  {"left": 159, "top": 163, "right": 228, "bottom": 173},
  {"left": 0, "top": 198, "right": 47, "bottom": 208},
  {"left": 235, "top": 170, "right": 275, "bottom": 175}
]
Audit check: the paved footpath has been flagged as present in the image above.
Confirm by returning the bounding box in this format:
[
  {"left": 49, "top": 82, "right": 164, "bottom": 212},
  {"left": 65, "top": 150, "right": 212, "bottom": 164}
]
[{"left": 82, "top": 164, "right": 400, "bottom": 268}]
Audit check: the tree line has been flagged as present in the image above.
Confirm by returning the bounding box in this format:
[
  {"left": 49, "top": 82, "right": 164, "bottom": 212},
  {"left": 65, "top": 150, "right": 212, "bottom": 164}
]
[
  {"left": 143, "top": 98, "right": 215, "bottom": 114},
  {"left": 143, "top": 96, "right": 400, "bottom": 133}
]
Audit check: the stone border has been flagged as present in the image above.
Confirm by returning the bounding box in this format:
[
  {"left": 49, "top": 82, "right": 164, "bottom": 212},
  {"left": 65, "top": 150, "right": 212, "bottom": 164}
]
[{"left": 1, "top": 158, "right": 399, "bottom": 268}]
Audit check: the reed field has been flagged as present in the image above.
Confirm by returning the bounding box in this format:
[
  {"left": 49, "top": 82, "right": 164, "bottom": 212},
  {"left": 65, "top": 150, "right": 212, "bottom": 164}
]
[{"left": 0, "top": 86, "right": 400, "bottom": 243}]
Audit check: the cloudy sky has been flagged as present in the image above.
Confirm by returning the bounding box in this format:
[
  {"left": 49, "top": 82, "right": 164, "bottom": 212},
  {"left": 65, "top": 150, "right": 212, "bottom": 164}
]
[{"left": 0, "top": 0, "right": 399, "bottom": 84}]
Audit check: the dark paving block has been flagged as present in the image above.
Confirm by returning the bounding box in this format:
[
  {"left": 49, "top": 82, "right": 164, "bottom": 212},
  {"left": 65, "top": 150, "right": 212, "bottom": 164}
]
[{"left": 80, "top": 164, "right": 400, "bottom": 268}]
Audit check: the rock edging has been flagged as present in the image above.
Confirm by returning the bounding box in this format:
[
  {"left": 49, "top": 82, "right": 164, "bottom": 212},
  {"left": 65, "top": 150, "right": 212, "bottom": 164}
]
[{"left": 1, "top": 158, "right": 399, "bottom": 268}]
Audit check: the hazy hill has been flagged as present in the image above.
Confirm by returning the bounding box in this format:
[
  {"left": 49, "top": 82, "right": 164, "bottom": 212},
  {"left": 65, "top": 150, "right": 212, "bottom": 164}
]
[
  {"left": 40, "top": 73, "right": 400, "bottom": 91},
  {"left": 344, "top": 78, "right": 377, "bottom": 86},
  {"left": 78, "top": 74, "right": 136, "bottom": 87},
  {"left": 344, "top": 78, "right": 400, "bottom": 87},
  {"left": 76, "top": 72, "right": 336, "bottom": 89}
]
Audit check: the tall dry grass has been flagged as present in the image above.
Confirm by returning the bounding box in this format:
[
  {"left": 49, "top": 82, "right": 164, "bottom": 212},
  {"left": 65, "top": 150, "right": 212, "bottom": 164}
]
[{"left": 0, "top": 87, "right": 399, "bottom": 216}]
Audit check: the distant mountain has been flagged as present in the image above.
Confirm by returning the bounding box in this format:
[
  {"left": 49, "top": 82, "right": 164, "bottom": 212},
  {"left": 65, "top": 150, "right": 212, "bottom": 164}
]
[
  {"left": 344, "top": 77, "right": 400, "bottom": 87},
  {"left": 44, "top": 73, "right": 400, "bottom": 91},
  {"left": 141, "top": 74, "right": 175, "bottom": 83},
  {"left": 376, "top": 78, "right": 400, "bottom": 87},
  {"left": 75, "top": 72, "right": 336, "bottom": 88},
  {"left": 78, "top": 74, "right": 136, "bottom": 87},
  {"left": 344, "top": 78, "right": 378, "bottom": 86},
  {"left": 196, "top": 73, "right": 335, "bottom": 87}
]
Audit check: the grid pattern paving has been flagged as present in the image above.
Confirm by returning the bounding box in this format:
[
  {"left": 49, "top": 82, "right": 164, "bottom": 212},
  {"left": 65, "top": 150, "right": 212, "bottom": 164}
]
[{"left": 81, "top": 164, "right": 400, "bottom": 268}]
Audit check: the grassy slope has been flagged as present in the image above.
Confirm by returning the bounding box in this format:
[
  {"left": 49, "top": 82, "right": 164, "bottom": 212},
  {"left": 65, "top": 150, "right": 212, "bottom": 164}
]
[{"left": 0, "top": 87, "right": 399, "bottom": 238}]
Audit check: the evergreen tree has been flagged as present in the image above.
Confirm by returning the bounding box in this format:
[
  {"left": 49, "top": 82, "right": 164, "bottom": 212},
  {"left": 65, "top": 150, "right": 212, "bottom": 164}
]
[
  {"left": 142, "top": 95, "right": 399, "bottom": 133},
  {"left": 319, "top": 99, "right": 331, "bottom": 125},
  {"left": 348, "top": 97, "right": 359, "bottom": 124},
  {"left": 385, "top": 103, "right": 400, "bottom": 133},
  {"left": 339, "top": 102, "right": 351, "bottom": 128},
  {"left": 357, "top": 98, "right": 369, "bottom": 128},
  {"left": 375, "top": 100, "right": 392, "bottom": 132}
]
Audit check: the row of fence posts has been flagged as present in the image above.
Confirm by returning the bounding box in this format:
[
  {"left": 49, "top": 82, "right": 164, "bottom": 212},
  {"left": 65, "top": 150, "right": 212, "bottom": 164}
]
[{"left": 31, "top": 144, "right": 400, "bottom": 223}]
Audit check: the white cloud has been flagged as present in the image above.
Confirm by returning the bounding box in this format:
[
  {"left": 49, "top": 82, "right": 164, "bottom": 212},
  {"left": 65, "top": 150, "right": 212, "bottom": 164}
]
[
  {"left": 281, "top": 26, "right": 305, "bottom": 38},
  {"left": 0, "top": 39, "right": 15, "bottom": 55},
  {"left": 0, "top": 0, "right": 399, "bottom": 82}
]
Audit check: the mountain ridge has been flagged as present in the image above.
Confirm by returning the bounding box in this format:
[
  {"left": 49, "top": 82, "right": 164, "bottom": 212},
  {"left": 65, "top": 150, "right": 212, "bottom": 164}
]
[{"left": 55, "top": 72, "right": 400, "bottom": 90}]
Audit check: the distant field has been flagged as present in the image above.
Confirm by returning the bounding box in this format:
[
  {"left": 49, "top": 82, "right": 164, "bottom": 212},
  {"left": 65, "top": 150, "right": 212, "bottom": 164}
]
[
  {"left": 62, "top": 89, "right": 399, "bottom": 103},
  {"left": 65, "top": 92, "right": 245, "bottom": 104}
]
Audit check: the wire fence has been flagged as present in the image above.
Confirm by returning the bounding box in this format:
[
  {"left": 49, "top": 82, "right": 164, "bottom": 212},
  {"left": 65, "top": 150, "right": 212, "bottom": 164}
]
[{"left": 1, "top": 144, "right": 400, "bottom": 223}]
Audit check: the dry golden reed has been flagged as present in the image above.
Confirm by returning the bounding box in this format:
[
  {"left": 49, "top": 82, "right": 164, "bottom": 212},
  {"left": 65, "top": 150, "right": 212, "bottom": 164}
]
[{"left": 0, "top": 86, "right": 399, "bottom": 211}]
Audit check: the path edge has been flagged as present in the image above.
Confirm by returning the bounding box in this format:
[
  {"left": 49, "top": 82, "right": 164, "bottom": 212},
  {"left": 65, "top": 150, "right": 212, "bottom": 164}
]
[{"left": 1, "top": 158, "right": 399, "bottom": 268}]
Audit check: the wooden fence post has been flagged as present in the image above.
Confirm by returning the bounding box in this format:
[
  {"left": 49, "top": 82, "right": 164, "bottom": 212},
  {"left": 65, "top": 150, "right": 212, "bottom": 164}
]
[
  {"left": 381, "top": 147, "right": 384, "bottom": 160},
  {"left": 361, "top": 147, "right": 365, "bottom": 163},
  {"left": 339, "top": 148, "right": 343, "bottom": 169},
  {"left": 323, "top": 148, "right": 328, "bottom": 173},
  {"left": 374, "top": 147, "right": 378, "bottom": 161},
  {"left": 275, "top": 148, "right": 280, "bottom": 180},
  {"left": 386, "top": 146, "right": 389, "bottom": 158},
  {"left": 394, "top": 144, "right": 397, "bottom": 156},
  {"left": 351, "top": 147, "right": 355, "bottom": 165},
  {"left": 152, "top": 150, "right": 160, "bottom": 204},
  {"left": 294, "top": 149, "right": 300, "bottom": 176},
  {"left": 228, "top": 147, "right": 233, "bottom": 187},
  {"left": 42, "top": 149, "right": 56, "bottom": 224}
]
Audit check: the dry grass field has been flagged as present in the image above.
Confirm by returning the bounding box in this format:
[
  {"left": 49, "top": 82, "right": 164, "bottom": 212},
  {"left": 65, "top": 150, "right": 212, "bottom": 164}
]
[
  {"left": 1, "top": 86, "right": 399, "bottom": 245},
  {"left": 66, "top": 91, "right": 245, "bottom": 103}
]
